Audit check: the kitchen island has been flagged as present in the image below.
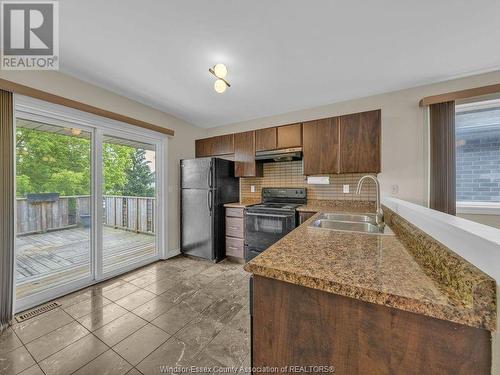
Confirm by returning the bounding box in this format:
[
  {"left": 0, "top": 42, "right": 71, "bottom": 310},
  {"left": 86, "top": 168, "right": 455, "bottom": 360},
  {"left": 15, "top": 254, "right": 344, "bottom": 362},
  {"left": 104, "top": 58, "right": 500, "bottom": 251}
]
[{"left": 244, "top": 203, "right": 496, "bottom": 374}]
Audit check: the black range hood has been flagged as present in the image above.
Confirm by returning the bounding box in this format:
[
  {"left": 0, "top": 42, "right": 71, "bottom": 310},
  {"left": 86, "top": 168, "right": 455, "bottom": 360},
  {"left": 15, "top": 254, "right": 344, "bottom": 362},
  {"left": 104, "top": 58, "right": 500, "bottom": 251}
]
[{"left": 255, "top": 147, "right": 302, "bottom": 163}]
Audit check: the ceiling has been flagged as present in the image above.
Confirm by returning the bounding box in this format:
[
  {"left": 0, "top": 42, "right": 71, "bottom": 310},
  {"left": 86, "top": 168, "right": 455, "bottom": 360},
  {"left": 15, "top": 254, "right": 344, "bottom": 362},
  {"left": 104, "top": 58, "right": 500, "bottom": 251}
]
[{"left": 60, "top": 0, "right": 500, "bottom": 128}]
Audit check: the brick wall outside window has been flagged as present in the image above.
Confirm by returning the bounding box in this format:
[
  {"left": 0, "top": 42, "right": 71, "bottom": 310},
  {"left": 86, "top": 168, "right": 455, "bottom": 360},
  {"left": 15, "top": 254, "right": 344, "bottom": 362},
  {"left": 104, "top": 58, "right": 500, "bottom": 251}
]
[{"left": 456, "top": 105, "right": 500, "bottom": 202}]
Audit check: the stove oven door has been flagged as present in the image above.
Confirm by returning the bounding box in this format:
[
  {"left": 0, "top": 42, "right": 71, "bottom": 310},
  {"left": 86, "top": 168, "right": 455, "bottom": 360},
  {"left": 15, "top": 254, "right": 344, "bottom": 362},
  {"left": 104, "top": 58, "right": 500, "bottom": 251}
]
[{"left": 244, "top": 210, "right": 297, "bottom": 251}]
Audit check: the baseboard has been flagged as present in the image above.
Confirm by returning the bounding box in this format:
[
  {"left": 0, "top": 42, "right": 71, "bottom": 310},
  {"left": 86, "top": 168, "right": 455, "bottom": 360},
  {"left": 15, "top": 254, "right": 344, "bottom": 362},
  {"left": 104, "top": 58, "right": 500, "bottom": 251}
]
[{"left": 163, "top": 248, "right": 181, "bottom": 260}]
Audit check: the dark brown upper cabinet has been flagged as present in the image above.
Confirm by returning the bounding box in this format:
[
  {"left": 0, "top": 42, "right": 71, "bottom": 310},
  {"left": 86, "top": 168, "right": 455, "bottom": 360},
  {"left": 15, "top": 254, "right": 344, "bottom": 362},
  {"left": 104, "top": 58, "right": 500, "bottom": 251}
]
[
  {"left": 302, "top": 117, "right": 340, "bottom": 175},
  {"left": 339, "top": 110, "right": 381, "bottom": 173},
  {"left": 234, "top": 131, "right": 263, "bottom": 177},
  {"left": 195, "top": 110, "right": 380, "bottom": 176},
  {"left": 277, "top": 123, "right": 302, "bottom": 149},
  {"left": 255, "top": 127, "right": 277, "bottom": 151},
  {"left": 195, "top": 134, "right": 234, "bottom": 157}
]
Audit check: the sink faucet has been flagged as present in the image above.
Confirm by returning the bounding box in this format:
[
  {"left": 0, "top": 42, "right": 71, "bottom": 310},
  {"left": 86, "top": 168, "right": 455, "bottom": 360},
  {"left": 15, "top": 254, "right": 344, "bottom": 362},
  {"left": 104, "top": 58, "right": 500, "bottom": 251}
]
[{"left": 356, "top": 175, "right": 384, "bottom": 228}]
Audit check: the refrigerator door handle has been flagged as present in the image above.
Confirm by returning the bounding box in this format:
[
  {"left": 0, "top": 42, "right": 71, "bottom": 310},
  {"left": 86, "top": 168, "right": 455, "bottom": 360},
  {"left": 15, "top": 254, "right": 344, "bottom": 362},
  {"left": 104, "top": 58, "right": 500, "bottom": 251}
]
[
  {"left": 208, "top": 190, "right": 213, "bottom": 215},
  {"left": 207, "top": 161, "right": 213, "bottom": 189}
]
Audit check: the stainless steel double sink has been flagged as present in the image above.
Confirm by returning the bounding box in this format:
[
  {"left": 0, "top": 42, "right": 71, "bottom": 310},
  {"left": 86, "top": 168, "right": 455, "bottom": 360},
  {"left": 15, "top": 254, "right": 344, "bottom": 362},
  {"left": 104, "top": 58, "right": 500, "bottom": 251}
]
[{"left": 308, "top": 212, "right": 394, "bottom": 235}]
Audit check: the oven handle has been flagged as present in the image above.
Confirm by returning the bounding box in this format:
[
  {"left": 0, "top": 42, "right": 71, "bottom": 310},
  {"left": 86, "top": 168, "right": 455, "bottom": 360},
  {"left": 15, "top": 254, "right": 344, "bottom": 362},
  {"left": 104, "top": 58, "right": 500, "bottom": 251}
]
[{"left": 245, "top": 212, "right": 292, "bottom": 218}]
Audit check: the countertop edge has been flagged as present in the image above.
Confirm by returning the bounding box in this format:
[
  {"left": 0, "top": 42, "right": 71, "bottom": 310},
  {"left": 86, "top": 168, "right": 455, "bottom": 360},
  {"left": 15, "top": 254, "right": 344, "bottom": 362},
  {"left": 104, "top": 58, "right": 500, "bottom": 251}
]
[{"left": 245, "top": 261, "right": 494, "bottom": 330}]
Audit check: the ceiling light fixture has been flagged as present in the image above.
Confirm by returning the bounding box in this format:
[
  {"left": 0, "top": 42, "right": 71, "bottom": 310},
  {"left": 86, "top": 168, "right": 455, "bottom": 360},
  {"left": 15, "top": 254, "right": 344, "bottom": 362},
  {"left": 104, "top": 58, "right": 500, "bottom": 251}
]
[
  {"left": 214, "top": 79, "right": 227, "bottom": 94},
  {"left": 213, "top": 63, "right": 227, "bottom": 79},
  {"left": 209, "top": 64, "right": 230, "bottom": 94}
]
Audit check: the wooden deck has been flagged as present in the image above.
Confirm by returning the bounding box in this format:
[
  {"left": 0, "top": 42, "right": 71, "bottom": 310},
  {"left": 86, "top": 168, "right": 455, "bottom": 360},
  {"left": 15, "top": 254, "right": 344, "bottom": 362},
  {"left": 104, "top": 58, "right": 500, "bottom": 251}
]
[{"left": 16, "top": 227, "right": 155, "bottom": 299}]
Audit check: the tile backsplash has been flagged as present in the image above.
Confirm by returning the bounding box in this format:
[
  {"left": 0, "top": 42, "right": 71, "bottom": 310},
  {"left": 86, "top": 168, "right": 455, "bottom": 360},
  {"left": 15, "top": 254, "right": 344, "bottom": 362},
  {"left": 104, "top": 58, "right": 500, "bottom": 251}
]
[{"left": 240, "top": 161, "right": 377, "bottom": 201}]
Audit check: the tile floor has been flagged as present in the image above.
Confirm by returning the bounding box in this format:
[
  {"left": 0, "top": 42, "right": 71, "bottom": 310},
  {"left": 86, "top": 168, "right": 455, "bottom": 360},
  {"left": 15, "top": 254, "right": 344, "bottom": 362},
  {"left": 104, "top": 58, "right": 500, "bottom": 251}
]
[{"left": 0, "top": 256, "right": 251, "bottom": 375}]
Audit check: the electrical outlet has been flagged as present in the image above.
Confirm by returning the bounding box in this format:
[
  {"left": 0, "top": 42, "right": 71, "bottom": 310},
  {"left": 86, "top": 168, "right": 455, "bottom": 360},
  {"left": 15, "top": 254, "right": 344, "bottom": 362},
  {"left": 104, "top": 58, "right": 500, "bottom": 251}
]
[
  {"left": 343, "top": 184, "right": 350, "bottom": 194},
  {"left": 391, "top": 184, "right": 399, "bottom": 195},
  {"left": 250, "top": 185, "right": 256, "bottom": 193}
]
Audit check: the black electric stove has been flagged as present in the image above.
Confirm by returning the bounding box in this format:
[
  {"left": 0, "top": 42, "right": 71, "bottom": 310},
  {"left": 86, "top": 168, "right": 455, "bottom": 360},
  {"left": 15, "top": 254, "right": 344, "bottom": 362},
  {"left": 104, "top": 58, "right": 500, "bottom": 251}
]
[{"left": 244, "top": 188, "right": 306, "bottom": 262}]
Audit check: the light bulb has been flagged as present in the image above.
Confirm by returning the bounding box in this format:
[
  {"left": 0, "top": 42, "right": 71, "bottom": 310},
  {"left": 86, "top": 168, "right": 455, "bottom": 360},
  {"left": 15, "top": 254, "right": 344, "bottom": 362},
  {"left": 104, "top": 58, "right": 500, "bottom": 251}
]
[
  {"left": 214, "top": 79, "right": 227, "bottom": 94},
  {"left": 213, "top": 63, "right": 227, "bottom": 78}
]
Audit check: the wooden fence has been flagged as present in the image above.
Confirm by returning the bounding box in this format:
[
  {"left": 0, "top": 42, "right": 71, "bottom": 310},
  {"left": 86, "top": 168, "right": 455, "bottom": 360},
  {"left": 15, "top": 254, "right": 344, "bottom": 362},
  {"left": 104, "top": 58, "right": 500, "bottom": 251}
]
[
  {"left": 103, "top": 196, "right": 155, "bottom": 234},
  {"left": 17, "top": 195, "right": 155, "bottom": 235}
]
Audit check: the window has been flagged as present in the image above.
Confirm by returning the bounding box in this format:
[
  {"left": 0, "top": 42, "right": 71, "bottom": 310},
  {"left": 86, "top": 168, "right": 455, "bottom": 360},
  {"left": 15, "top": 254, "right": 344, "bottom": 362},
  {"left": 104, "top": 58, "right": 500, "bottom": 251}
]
[{"left": 456, "top": 99, "right": 500, "bottom": 215}]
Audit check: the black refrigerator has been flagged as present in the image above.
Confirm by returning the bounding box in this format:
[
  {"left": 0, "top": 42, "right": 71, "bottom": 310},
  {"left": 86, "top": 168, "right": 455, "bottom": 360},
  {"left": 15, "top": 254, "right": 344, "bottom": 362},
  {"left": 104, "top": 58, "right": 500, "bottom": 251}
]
[{"left": 180, "top": 157, "right": 239, "bottom": 262}]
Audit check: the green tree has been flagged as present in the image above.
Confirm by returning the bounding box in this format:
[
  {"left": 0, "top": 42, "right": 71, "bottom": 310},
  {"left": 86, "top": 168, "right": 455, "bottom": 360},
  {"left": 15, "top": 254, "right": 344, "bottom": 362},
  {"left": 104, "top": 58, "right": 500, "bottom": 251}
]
[
  {"left": 16, "top": 127, "right": 91, "bottom": 195},
  {"left": 123, "top": 149, "right": 155, "bottom": 197},
  {"left": 16, "top": 175, "right": 33, "bottom": 197},
  {"left": 44, "top": 170, "right": 90, "bottom": 196},
  {"left": 16, "top": 126, "right": 137, "bottom": 197},
  {"left": 102, "top": 143, "right": 134, "bottom": 195}
]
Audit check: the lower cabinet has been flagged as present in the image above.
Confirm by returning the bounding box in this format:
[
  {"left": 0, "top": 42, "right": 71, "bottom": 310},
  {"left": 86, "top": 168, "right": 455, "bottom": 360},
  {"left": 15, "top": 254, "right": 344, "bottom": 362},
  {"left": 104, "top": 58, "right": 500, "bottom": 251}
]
[
  {"left": 225, "top": 207, "right": 244, "bottom": 259},
  {"left": 251, "top": 276, "right": 491, "bottom": 374},
  {"left": 226, "top": 237, "right": 244, "bottom": 257}
]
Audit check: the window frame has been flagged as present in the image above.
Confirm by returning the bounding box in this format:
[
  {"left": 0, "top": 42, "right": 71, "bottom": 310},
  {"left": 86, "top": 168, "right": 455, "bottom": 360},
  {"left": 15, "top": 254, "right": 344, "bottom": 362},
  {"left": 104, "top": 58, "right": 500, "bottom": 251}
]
[
  {"left": 456, "top": 201, "right": 500, "bottom": 215},
  {"left": 455, "top": 98, "right": 500, "bottom": 214}
]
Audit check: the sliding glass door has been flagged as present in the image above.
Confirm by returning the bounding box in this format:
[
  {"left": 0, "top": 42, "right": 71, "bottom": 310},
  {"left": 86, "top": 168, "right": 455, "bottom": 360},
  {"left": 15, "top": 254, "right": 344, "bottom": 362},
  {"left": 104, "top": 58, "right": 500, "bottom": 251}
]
[
  {"left": 14, "top": 96, "right": 165, "bottom": 311},
  {"left": 101, "top": 135, "right": 157, "bottom": 274},
  {"left": 15, "top": 119, "right": 94, "bottom": 302}
]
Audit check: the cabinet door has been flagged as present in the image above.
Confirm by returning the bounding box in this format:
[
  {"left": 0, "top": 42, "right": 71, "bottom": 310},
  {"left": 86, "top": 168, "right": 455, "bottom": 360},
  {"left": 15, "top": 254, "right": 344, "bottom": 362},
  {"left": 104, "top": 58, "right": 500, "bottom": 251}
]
[
  {"left": 195, "top": 134, "right": 234, "bottom": 157},
  {"left": 255, "top": 127, "right": 277, "bottom": 151},
  {"left": 303, "top": 117, "right": 339, "bottom": 175},
  {"left": 234, "top": 131, "right": 263, "bottom": 177},
  {"left": 226, "top": 237, "right": 244, "bottom": 258},
  {"left": 277, "top": 123, "right": 302, "bottom": 149},
  {"left": 339, "top": 110, "right": 381, "bottom": 173},
  {"left": 195, "top": 138, "right": 208, "bottom": 157}
]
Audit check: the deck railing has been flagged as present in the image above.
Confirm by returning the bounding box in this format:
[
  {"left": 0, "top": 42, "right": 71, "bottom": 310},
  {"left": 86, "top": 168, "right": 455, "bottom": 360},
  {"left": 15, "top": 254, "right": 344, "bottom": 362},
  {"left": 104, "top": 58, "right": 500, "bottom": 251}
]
[
  {"left": 103, "top": 195, "right": 155, "bottom": 234},
  {"left": 16, "top": 195, "right": 155, "bottom": 235}
]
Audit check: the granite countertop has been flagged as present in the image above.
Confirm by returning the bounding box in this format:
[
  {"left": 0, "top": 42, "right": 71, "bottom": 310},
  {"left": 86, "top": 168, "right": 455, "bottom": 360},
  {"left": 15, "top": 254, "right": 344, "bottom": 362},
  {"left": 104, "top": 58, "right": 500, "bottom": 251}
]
[{"left": 244, "top": 204, "right": 496, "bottom": 331}]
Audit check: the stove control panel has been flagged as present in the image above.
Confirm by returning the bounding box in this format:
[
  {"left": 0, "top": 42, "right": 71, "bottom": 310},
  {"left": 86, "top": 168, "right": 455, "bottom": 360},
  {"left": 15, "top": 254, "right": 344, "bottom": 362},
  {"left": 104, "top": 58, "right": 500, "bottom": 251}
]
[{"left": 262, "top": 187, "right": 306, "bottom": 201}]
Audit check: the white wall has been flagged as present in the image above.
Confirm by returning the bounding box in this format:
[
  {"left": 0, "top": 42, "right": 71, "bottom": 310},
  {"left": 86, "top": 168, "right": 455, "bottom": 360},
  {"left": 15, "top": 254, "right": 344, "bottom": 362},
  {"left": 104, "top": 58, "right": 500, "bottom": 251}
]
[
  {"left": 0, "top": 70, "right": 205, "bottom": 254},
  {"left": 206, "top": 69, "right": 500, "bottom": 207}
]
